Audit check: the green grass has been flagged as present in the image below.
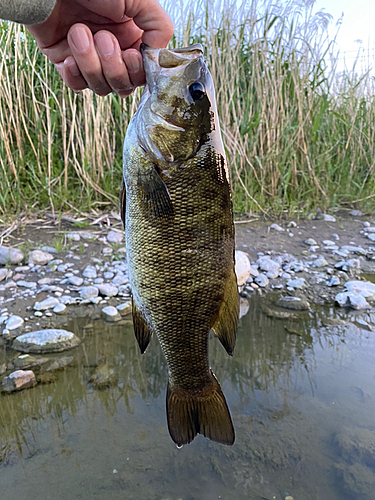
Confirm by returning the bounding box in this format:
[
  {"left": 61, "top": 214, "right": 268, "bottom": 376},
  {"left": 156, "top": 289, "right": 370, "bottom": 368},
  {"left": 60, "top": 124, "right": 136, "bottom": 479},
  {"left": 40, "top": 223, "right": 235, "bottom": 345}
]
[{"left": 0, "top": 0, "right": 374, "bottom": 218}]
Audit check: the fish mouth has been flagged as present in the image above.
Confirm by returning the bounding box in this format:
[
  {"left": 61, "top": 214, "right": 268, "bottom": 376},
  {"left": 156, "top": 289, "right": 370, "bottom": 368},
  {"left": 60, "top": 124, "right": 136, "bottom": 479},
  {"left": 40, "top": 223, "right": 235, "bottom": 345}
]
[{"left": 141, "top": 43, "right": 203, "bottom": 69}]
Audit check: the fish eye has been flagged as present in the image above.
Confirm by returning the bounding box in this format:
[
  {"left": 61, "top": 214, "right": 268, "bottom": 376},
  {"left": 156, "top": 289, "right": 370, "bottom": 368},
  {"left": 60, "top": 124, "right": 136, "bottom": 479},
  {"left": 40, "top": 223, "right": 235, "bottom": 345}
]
[{"left": 188, "top": 81, "right": 205, "bottom": 101}]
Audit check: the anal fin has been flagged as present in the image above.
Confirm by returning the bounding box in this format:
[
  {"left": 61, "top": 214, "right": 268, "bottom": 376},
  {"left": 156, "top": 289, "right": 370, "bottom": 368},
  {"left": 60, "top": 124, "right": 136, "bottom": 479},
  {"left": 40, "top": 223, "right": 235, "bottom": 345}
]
[
  {"left": 132, "top": 299, "right": 153, "bottom": 354},
  {"left": 211, "top": 271, "right": 239, "bottom": 356},
  {"left": 166, "top": 370, "right": 235, "bottom": 446}
]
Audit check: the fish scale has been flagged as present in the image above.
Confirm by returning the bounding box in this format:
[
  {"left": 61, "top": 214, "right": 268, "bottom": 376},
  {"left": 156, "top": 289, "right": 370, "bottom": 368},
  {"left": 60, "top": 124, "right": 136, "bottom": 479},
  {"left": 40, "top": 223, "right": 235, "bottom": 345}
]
[{"left": 122, "top": 44, "right": 239, "bottom": 446}]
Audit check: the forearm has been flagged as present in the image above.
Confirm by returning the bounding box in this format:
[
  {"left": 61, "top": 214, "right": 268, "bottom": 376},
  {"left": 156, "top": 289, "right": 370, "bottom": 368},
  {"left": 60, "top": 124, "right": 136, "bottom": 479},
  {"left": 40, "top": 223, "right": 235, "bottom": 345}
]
[{"left": 0, "top": 0, "right": 56, "bottom": 24}]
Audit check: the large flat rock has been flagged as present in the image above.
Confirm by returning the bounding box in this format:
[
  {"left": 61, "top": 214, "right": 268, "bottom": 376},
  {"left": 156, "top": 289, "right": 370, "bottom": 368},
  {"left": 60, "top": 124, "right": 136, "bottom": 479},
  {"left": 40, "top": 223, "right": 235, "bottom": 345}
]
[{"left": 12, "top": 329, "right": 81, "bottom": 354}]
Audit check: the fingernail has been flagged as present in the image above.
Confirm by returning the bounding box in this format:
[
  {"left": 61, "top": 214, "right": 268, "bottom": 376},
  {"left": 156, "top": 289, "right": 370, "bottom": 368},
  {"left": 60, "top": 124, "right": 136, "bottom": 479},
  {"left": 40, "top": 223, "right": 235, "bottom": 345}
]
[
  {"left": 96, "top": 32, "right": 114, "bottom": 57},
  {"left": 70, "top": 26, "right": 90, "bottom": 53},
  {"left": 64, "top": 58, "right": 81, "bottom": 77},
  {"left": 126, "top": 52, "right": 142, "bottom": 73}
]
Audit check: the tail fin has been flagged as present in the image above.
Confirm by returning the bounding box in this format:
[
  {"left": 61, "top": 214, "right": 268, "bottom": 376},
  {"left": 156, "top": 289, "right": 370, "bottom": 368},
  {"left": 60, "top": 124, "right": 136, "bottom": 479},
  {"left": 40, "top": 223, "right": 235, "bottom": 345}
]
[{"left": 166, "top": 370, "right": 235, "bottom": 446}]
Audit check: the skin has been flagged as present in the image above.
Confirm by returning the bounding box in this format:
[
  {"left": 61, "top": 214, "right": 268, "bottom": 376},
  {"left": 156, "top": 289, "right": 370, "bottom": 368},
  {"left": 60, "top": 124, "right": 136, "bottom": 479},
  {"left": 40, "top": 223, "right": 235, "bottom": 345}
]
[{"left": 26, "top": 0, "right": 174, "bottom": 97}]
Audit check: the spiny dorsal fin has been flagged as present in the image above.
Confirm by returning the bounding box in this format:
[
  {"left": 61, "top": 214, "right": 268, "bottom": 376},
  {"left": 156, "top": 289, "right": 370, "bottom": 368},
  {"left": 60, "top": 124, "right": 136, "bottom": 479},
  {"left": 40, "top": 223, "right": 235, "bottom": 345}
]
[
  {"left": 137, "top": 166, "right": 174, "bottom": 218},
  {"left": 166, "top": 370, "right": 235, "bottom": 446},
  {"left": 211, "top": 271, "right": 239, "bottom": 356},
  {"left": 132, "top": 299, "right": 153, "bottom": 354}
]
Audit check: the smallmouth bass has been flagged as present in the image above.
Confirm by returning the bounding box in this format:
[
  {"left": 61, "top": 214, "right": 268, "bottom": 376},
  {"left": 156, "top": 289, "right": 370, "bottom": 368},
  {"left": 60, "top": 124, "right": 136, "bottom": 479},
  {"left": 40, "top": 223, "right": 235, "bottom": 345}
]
[{"left": 121, "top": 44, "right": 239, "bottom": 446}]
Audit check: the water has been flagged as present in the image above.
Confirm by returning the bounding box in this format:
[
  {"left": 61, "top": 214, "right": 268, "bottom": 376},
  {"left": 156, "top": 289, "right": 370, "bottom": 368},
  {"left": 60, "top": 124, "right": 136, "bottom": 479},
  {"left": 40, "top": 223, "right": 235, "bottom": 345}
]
[{"left": 1, "top": 296, "right": 375, "bottom": 500}]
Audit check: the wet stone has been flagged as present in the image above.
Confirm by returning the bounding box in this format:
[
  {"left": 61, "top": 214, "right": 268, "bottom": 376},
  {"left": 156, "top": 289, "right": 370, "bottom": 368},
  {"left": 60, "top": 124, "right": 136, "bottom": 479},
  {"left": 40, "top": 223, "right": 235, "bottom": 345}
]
[
  {"left": 97, "top": 284, "right": 118, "bottom": 297},
  {"left": 116, "top": 301, "right": 132, "bottom": 316},
  {"left": 79, "top": 286, "right": 99, "bottom": 299},
  {"left": 46, "top": 356, "right": 74, "bottom": 371},
  {"left": 12, "top": 329, "right": 81, "bottom": 354},
  {"left": 0, "top": 246, "right": 24, "bottom": 265},
  {"left": 82, "top": 265, "right": 97, "bottom": 279},
  {"left": 101, "top": 306, "right": 121, "bottom": 322},
  {"left": 28, "top": 250, "right": 54, "bottom": 266},
  {"left": 235, "top": 251, "right": 251, "bottom": 286},
  {"left": 89, "top": 364, "right": 117, "bottom": 390},
  {"left": 254, "top": 274, "right": 269, "bottom": 288},
  {"left": 335, "top": 292, "right": 369, "bottom": 310},
  {"left": 5, "top": 316, "right": 24, "bottom": 330},
  {"left": 53, "top": 303, "right": 67, "bottom": 315},
  {"left": 13, "top": 354, "right": 48, "bottom": 370},
  {"left": 276, "top": 296, "right": 310, "bottom": 310},
  {"left": 34, "top": 297, "right": 60, "bottom": 311},
  {"left": 2, "top": 369, "right": 36, "bottom": 392}
]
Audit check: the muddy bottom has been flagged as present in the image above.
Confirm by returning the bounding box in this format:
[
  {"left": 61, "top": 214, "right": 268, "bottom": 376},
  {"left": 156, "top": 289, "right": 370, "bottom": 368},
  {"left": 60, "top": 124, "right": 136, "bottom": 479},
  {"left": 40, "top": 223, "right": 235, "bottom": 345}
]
[{"left": 1, "top": 294, "right": 375, "bottom": 500}]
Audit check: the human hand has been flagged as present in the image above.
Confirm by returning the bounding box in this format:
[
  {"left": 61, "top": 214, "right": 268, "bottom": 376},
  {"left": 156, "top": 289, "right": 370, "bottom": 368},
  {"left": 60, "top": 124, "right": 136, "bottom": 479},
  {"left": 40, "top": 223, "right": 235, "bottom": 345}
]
[{"left": 27, "top": 0, "right": 174, "bottom": 97}]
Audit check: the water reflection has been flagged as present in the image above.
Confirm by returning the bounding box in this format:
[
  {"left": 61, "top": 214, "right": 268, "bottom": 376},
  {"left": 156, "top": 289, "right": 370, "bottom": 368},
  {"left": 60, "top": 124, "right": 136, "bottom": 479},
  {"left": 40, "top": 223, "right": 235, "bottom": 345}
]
[{"left": 1, "top": 295, "right": 375, "bottom": 500}]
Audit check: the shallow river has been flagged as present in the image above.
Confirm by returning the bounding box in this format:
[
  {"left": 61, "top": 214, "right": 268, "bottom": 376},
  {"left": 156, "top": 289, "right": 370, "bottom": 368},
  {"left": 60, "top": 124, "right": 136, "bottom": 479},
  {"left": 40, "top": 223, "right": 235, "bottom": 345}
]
[{"left": 1, "top": 294, "right": 375, "bottom": 500}]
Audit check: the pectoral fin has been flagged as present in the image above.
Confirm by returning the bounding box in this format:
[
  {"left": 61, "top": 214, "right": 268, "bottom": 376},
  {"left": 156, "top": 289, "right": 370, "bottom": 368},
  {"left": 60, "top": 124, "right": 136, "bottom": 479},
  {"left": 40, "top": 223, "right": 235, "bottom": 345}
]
[
  {"left": 211, "top": 271, "right": 239, "bottom": 356},
  {"left": 137, "top": 166, "right": 174, "bottom": 218},
  {"left": 132, "top": 299, "right": 153, "bottom": 354}
]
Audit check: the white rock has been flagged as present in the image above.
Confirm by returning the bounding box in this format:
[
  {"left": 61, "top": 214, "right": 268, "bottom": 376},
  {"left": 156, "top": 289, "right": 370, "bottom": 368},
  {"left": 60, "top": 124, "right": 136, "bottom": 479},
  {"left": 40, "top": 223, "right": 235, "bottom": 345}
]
[
  {"left": 102, "top": 247, "right": 113, "bottom": 255},
  {"left": 345, "top": 280, "right": 375, "bottom": 298},
  {"left": 33, "top": 297, "right": 60, "bottom": 311},
  {"left": 239, "top": 297, "right": 250, "bottom": 318},
  {"left": 107, "top": 231, "right": 124, "bottom": 244},
  {"left": 28, "top": 250, "right": 54, "bottom": 266},
  {"left": 0, "top": 246, "right": 24, "bottom": 265},
  {"left": 235, "top": 251, "right": 251, "bottom": 286},
  {"left": 68, "top": 276, "right": 83, "bottom": 287},
  {"left": 270, "top": 223, "right": 284, "bottom": 232},
  {"left": 335, "top": 292, "right": 369, "bottom": 310},
  {"left": 318, "top": 214, "right": 336, "bottom": 222},
  {"left": 53, "top": 303, "right": 67, "bottom": 315},
  {"left": 0, "top": 269, "right": 9, "bottom": 282},
  {"left": 17, "top": 281, "right": 37, "bottom": 288},
  {"left": 79, "top": 286, "right": 99, "bottom": 299},
  {"left": 112, "top": 273, "right": 128, "bottom": 286},
  {"left": 82, "top": 265, "right": 97, "bottom": 279},
  {"left": 102, "top": 306, "right": 121, "bottom": 322},
  {"left": 97, "top": 284, "right": 118, "bottom": 297},
  {"left": 116, "top": 301, "right": 132, "bottom": 316},
  {"left": 12, "top": 329, "right": 80, "bottom": 353},
  {"left": 66, "top": 233, "right": 80, "bottom": 241},
  {"left": 5, "top": 315, "right": 24, "bottom": 330},
  {"left": 2, "top": 370, "right": 36, "bottom": 392}
]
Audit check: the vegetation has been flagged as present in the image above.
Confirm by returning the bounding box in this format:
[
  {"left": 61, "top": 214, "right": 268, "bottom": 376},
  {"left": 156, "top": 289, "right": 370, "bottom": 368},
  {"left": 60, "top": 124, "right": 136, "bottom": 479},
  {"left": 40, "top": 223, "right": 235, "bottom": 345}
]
[{"left": 0, "top": 0, "right": 374, "bottom": 217}]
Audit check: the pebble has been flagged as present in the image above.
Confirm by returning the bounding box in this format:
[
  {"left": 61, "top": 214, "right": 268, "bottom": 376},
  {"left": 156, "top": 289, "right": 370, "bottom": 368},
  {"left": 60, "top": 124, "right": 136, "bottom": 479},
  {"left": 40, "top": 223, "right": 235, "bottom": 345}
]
[
  {"left": 96, "top": 284, "right": 118, "bottom": 297},
  {"left": 0, "top": 246, "right": 24, "bottom": 265},
  {"left": 68, "top": 276, "right": 83, "bottom": 287},
  {"left": 335, "top": 292, "right": 369, "bottom": 310},
  {"left": 38, "top": 278, "right": 53, "bottom": 285},
  {"left": 363, "top": 221, "right": 371, "bottom": 228},
  {"left": 287, "top": 278, "right": 307, "bottom": 289},
  {"left": 112, "top": 273, "right": 128, "bottom": 286},
  {"left": 53, "top": 303, "right": 67, "bottom": 315},
  {"left": 304, "top": 238, "right": 318, "bottom": 245},
  {"left": 94, "top": 278, "right": 104, "bottom": 284},
  {"left": 34, "top": 297, "right": 60, "bottom": 311},
  {"left": 12, "top": 329, "right": 81, "bottom": 353},
  {"left": 327, "top": 276, "right": 340, "bottom": 287},
  {"left": 350, "top": 210, "right": 363, "bottom": 217},
  {"left": 103, "top": 272, "right": 114, "bottom": 280},
  {"left": 79, "top": 286, "right": 99, "bottom": 299},
  {"left": 41, "top": 246, "right": 58, "bottom": 254},
  {"left": 270, "top": 223, "right": 284, "bottom": 232},
  {"left": 257, "top": 256, "right": 280, "bottom": 274},
  {"left": 101, "top": 306, "right": 121, "bottom": 322},
  {"left": 116, "top": 301, "right": 132, "bottom": 316},
  {"left": 0, "top": 269, "right": 9, "bottom": 282},
  {"left": 28, "top": 250, "right": 54, "bottom": 266},
  {"left": 254, "top": 274, "right": 269, "bottom": 288},
  {"left": 2, "top": 370, "right": 36, "bottom": 392},
  {"left": 5, "top": 315, "right": 24, "bottom": 330},
  {"left": 367, "top": 234, "right": 375, "bottom": 242},
  {"left": 82, "top": 265, "right": 97, "bottom": 279},
  {"left": 312, "top": 256, "right": 328, "bottom": 268},
  {"left": 17, "top": 280, "right": 36, "bottom": 288},
  {"left": 317, "top": 214, "right": 336, "bottom": 222},
  {"left": 287, "top": 221, "right": 297, "bottom": 228},
  {"left": 277, "top": 296, "right": 310, "bottom": 310},
  {"left": 364, "top": 227, "right": 375, "bottom": 233},
  {"left": 102, "top": 247, "right": 113, "bottom": 255},
  {"left": 235, "top": 251, "right": 251, "bottom": 286},
  {"left": 66, "top": 232, "right": 80, "bottom": 241},
  {"left": 107, "top": 231, "right": 124, "bottom": 244},
  {"left": 34, "top": 311, "right": 43, "bottom": 317}
]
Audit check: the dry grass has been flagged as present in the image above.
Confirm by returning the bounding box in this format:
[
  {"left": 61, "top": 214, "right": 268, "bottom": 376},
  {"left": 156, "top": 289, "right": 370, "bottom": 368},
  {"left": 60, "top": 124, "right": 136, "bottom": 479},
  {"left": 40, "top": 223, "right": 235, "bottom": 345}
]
[{"left": 0, "top": 0, "right": 374, "bottom": 217}]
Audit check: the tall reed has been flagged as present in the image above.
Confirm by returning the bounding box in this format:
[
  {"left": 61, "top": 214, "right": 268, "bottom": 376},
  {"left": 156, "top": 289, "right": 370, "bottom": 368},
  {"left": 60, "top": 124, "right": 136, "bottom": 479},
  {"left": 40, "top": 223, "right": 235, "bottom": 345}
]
[{"left": 0, "top": 0, "right": 374, "bottom": 216}]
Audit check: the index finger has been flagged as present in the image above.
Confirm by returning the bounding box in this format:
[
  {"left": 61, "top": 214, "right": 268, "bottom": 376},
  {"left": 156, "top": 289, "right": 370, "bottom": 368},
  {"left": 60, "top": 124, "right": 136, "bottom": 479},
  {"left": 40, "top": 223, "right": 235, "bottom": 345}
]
[{"left": 125, "top": 0, "right": 174, "bottom": 48}]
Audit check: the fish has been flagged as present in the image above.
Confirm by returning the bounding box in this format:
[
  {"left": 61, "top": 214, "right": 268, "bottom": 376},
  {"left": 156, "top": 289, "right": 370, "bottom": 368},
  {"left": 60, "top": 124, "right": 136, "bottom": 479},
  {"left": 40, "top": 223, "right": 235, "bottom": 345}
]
[{"left": 121, "top": 43, "right": 239, "bottom": 446}]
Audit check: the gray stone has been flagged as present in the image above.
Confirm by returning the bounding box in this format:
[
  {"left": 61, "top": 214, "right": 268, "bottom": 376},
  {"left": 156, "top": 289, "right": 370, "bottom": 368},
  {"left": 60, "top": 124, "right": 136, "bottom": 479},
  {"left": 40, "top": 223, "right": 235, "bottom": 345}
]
[
  {"left": 102, "top": 247, "right": 113, "bottom": 255},
  {"left": 67, "top": 276, "right": 83, "bottom": 287},
  {"left": 323, "top": 240, "right": 336, "bottom": 246},
  {"left": 112, "top": 273, "right": 128, "bottom": 286},
  {"left": 269, "top": 223, "right": 284, "bottom": 232},
  {"left": 341, "top": 245, "right": 366, "bottom": 255},
  {"left": 235, "top": 251, "right": 251, "bottom": 286},
  {"left": 101, "top": 306, "right": 121, "bottom": 322},
  {"left": 46, "top": 356, "right": 74, "bottom": 371},
  {"left": 287, "top": 277, "right": 307, "bottom": 289},
  {"left": 5, "top": 316, "right": 24, "bottom": 330},
  {"left": 327, "top": 276, "right": 340, "bottom": 287},
  {"left": 66, "top": 232, "right": 80, "bottom": 241},
  {"left": 335, "top": 292, "right": 369, "bottom": 310},
  {"left": 79, "top": 286, "right": 99, "bottom": 299},
  {"left": 13, "top": 354, "right": 48, "bottom": 370},
  {"left": 345, "top": 280, "right": 375, "bottom": 298},
  {"left": 304, "top": 238, "right": 318, "bottom": 246},
  {"left": 116, "top": 301, "right": 132, "bottom": 316},
  {"left": 2, "top": 370, "right": 36, "bottom": 392},
  {"left": 53, "top": 303, "right": 67, "bottom": 315},
  {"left": 276, "top": 296, "right": 310, "bottom": 310},
  {"left": 89, "top": 364, "right": 117, "bottom": 389},
  {"left": 254, "top": 274, "right": 269, "bottom": 288},
  {"left": 342, "top": 259, "right": 361, "bottom": 273},
  {"left": 82, "top": 265, "right": 97, "bottom": 279},
  {"left": 28, "top": 250, "right": 54, "bottom": 266},
  {"left": 317, "top": 214, "right": 336, "bottom": 222},
  {"left": 367, "top": 234, "right": 375, "bottom": 242},
  {"left": 350, "top": 210, "right": 363, "bottom": 217},
  {"left": 97, "top": 284, "right": 118, "bottom": 297},
  {"left": 0, "top": 269, "right": 9, "bottom": 282},
  {"left": 94, "top": 278, "right": 104, "bottom": 284},
  {"left": 41, "top": 246, "right": 58, "bottom": 254},
  {"left": 249, "top": 265, "right": 259, "bottom": 278},
  {"left": 33, "top": 297, "right": 60, "bottom": 311},
  {"left": 256, "top": 256, "right": 280, "bottom": 274},
  {"left": 364, "top": 227, "right": 375, "bottom": 233},
  {"left": 103, "top": 272, "right": 114, "bottom": 280},
  {"left": 17, "top": 280, "right": 36, "bottom": 288},
  {"left": 313, "top": 256, "right": 328, "bottom": 268},
  {"left": 107, "top": 230, "right": 124, "bottom": 244},
  {"left": 12, "top": 329, "right": 81, "bottom": 353},
  {"left": 0, "top": 246, "right": 24, "bottom": 265},
  {"left": 286, "top": 260, "right": 306, "bottom": 273}
]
